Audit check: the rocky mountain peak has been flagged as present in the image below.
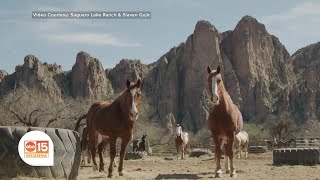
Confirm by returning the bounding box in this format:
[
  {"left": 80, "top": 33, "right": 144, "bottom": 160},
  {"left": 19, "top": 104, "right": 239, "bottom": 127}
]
[
  {"left": 0, "top": 70, "right": 8, "bottom": 82},
  {"left": 194, "top": 20, "right": 218, "bottom": 33},
  {"left": 291, "top": 42, "right": 320, "bottom": 73},
  {"left": 108, "top": 59, "right": 150, "bottom": 93},
  {"left": 71, "top": 51, "right": 113, "bottom": 99},
  {"left": 23, "top": 54, "right": 41, "bottom": 69}
]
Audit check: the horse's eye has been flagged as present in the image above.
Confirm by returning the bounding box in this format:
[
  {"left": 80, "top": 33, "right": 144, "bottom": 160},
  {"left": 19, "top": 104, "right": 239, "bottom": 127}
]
[{"left": 217, "top": 79, "right": 221, "bottom": 83}]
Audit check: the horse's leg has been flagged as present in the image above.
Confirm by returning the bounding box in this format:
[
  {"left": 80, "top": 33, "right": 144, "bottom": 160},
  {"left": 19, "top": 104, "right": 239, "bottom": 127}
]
[
  {"left": 213, "top": 135, "right": 222, "bottom": 178},
  {"left": 87, "top": 147, "right": 91, "bottom": 164},
  {"left": 108, "top": 137, "right": 117, "bottom": 178},
  {"left": 98, "top": 142, "right": 105, "bottom": 172},
  {"left": 226, "top": 133, "right": 236, "bottom": 178},
  {"left": 118, "top": 137, "right": 130, "bottom": 176},
  {"left": 245, "top": 141, "right": 248, "bottom": 158},
  {"left": 89, "top": 133, "right": 98, "bottom": 171},
  {"left": 181, "top": 145, "right": 184, "bottom": 159},
  {"left": 103, "top": 146, "right": 108, "bottom": 158},
  {"left": 225, "top": 141, "right": 230, "bottom": 174},
  {"left": 235, "top": 143, "right": 240, "bottom": 159},
  {"left": 81, "top": 149, "right": 86, "bottom": 165},
  {"left": 176, "top": 143, "right": 179, "bottom": 160},
  {"left": 90, "top": 144, "right": 98, "bottom": 171}
]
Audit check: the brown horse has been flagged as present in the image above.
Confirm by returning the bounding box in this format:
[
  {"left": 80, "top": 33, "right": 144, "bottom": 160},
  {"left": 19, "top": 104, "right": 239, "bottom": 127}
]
[
  {"left": 85, "top": 79, "right": 141, "bottom": 178},
  {"left": 207, "top": 65, "right": 243, "bottom": 178}
]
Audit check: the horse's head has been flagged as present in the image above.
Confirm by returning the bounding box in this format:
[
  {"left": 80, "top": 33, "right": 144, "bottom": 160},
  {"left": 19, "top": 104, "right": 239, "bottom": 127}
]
[
  {"left": 125, "top": 79, "right": 141, "bottom": 121},
  {"left": 207, "top": 65, "right": 222, "bottom": 105},
  {"left": 175, "top": 124, "right": 182, "bottom": 137},
  {"left": 142, "top": 134, "right": 147, "bottom": 141}
]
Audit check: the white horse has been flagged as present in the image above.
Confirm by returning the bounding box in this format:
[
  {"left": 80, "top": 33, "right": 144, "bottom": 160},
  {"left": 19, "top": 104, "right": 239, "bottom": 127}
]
[
  {"left": 234, "top": 131, "right": 249, "bottom": 158},
  {"left": 175, "top": 124, "right": 189, "bottom": 160}
]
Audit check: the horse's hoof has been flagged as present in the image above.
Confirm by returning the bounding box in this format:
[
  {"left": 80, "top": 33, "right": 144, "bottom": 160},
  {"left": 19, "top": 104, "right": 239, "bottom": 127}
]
[
  {"left": 119, "top": 171, "right": 124, "bottom": 176},
  {"left": 108, "top": 174, "right": 113, "bottom": 178},
  {"left": 226, "top": 170, "right": 230, "bottom": 174},
  {"left": 99, "top": 168, "right": 104, "bottom": 172},
  {"left": 215, "top": 173, "right": 222, "bottom": 178},
  {"left": 230, "top": 173, "right": 237, "bottom": 178}
]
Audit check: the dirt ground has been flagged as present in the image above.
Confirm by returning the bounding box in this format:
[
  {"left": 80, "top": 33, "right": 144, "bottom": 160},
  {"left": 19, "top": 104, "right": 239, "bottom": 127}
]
[
  {"left": 75, "top": 152, "right": 320, "bottom": 180},
  {"left": 13, "top": 152, "right": 320, "bottom": 180}
]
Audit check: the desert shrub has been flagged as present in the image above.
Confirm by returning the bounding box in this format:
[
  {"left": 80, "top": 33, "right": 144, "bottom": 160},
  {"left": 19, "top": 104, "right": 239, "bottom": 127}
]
[
  {"left": 190, "top": 129, "right": 212, "bottom": 147},
  {"left": 244, "top": 123, "right": 269, "bottom": 139},
  {"left": 263, "top": 112, "right": 299, "bottom": 140},
  {"left": 0, "top": 87, "right": 90, "bottom": 129}
]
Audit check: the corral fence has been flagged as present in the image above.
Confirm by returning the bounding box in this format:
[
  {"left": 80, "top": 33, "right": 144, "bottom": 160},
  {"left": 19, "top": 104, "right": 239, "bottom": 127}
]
[
  {"left": 249, "top": 137, "right": 320, "bottom": 151},
  {"left": 119, "top": 137, "right": 320, "bottom": 156},
  {"left": 295, "top": 137, "right": 320, "bottom": 148}
]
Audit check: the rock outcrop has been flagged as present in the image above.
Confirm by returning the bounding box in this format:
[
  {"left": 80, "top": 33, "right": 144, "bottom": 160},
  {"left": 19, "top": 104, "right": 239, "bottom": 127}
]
[
  {"left": 71, "top": 51, "right": 113, "bottom": 99},
  {"left": 289, "top": 42, "right": 320, "bottom": 122},
  {"left": 144, "top": 16, "right": 297, "bottom": 130},
  {"left": 0, "top": 52, "right": 114, "bottom": 101},
  {"left": 220, "top": 16, "right": 294, "bottom": 122},
  {"left": 143, "top": 20, "right": 223, "bottom": 131},
  {"left": 108, "top": 59, "right": 150, "bottom": 93},
  {"left": 10, "top": 55, "right": 63, "bottom": 100},
  {"left": 0, "top": 70, "right": 8, "bottom": 82}
]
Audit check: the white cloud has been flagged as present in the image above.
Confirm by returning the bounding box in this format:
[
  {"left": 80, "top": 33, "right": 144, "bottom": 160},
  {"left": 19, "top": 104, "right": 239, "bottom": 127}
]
[
  {"left": 45, "top": 32, "right": 141, "bottom": 47},
  {"left": 260, "top": 1, "right": 320, "bottom": 53},
  {"left": 261, "top": 2, "right": 320, "bottom": 23}
]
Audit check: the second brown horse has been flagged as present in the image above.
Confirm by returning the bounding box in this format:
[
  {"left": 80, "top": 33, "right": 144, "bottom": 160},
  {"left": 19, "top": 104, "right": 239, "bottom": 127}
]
[
  {"left": 207, "top": 65, "right": 243, "bottom": 178},
  {"left": 86, "top": 79, "right": 141, "bottom": 178}
]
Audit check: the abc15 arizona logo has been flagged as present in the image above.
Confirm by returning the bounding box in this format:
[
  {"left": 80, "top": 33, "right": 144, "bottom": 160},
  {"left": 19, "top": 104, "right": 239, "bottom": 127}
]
[
  {"left": 24, "top": 140, "right": 49, "bottom": 158},
  {"left": 18, "top": 131, "right": 54, "bottom": 166}
]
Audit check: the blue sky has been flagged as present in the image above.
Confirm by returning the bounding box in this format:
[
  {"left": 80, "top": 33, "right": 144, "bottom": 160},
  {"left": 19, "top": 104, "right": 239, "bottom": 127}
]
[{"left": 1, "top": 0, "right": 320, "bottom": 73}]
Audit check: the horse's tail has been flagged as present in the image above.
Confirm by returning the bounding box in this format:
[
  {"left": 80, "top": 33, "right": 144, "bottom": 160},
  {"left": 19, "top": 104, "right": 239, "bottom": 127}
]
[{"left": 74, "top": 113, "right": 87, "bottom": 131}]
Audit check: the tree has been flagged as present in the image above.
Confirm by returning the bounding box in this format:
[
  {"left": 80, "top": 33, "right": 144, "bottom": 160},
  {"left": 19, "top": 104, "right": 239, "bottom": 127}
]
[
  {"left": 263, "top": 112, "right": 298, "bottom": 140},
  {"left": 0, "top": 87, "right": 89, "bottom": 129}
]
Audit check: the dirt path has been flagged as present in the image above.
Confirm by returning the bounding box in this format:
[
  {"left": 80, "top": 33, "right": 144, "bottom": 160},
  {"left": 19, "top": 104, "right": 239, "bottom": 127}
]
[{"left": 76, "top": 152, "right": 320, "bottom": 180}]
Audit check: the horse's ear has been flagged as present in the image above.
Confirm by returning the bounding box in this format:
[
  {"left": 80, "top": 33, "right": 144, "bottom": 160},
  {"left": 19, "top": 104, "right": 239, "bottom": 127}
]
[
  {"left": 216, "top": 65, "right": 221, "bottom": 74},
  {"left": 136, "top": 78, "right": 141, "bottom": 88},
  {"left": 207, "top": 66, "right": 212, "bottom": 74},
  {"left": 126, "top": 80, "right": 131, "bottom": 89}
]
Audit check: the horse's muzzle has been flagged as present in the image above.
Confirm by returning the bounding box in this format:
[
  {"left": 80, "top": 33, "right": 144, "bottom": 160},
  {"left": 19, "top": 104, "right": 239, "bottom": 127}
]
[
  {"left": 130, "top": 112, "right": 139, "bottom": 119},
  {"left": 211, "top": 96, "right": 219, "bottom": 105}
]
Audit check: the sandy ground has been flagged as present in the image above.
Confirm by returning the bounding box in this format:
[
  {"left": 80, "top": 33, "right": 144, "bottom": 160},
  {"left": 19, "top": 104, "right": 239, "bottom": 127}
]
[
  {"left": 75, "top": 152, "right": 320, "bottom": 180},
  {"left": 13, "top": 152, "right": 320, "bottom": 180}
]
